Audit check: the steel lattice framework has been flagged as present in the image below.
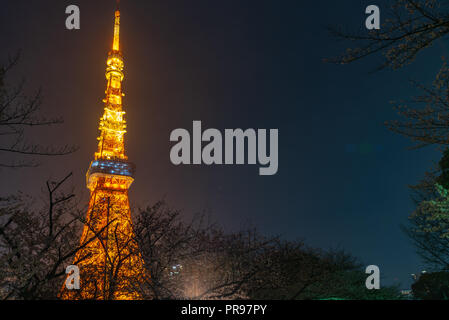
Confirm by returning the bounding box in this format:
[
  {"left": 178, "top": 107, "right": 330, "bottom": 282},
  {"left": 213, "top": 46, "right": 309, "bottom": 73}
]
[{"left": 60, "top": 9, "right": 147, "bottom": 300}]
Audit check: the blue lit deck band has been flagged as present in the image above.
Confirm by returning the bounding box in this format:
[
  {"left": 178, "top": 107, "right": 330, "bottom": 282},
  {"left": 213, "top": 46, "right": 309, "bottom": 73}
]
[
  {"left": 88, "top": 159, "right": 135, "bottom": 177},
  {"left": 86, "top": 159, "right": 136, "bottom": 190}
]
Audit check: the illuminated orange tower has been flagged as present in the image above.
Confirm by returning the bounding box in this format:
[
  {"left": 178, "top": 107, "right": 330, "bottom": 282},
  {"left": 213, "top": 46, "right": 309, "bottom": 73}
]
[{"left": 61, "top": 8, "right": 147, "bottom": 300}]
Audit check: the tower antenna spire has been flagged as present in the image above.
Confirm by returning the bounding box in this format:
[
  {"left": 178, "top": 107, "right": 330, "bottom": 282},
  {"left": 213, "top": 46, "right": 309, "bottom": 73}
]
[{"left": 112, "top": 3, "right": 121, "bottom": 52}]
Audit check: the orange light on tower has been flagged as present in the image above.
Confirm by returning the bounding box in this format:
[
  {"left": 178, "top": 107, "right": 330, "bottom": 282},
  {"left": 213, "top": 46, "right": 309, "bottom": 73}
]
[
  {"left": 60, "top": 8, "right": 147, "bottom": 300},
  {"left": 112, "top": 10, "right": 120, "bottom": 52}
]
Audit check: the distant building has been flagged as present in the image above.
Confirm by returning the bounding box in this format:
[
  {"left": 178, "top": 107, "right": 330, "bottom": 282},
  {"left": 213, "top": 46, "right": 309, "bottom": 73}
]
[{"left": 400, "top": 289, "right": 413, "bottom": 299}]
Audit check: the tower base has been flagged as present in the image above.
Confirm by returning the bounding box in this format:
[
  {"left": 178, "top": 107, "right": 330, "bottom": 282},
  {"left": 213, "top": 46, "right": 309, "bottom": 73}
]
[{"left": 60, "top": 187, "right": 147, "bottom": 300}]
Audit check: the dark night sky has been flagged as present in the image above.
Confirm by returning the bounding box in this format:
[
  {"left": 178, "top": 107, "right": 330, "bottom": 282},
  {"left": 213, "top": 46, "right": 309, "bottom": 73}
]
[{"left": 1, "top": 0, "right": 445, "bottom": 289}]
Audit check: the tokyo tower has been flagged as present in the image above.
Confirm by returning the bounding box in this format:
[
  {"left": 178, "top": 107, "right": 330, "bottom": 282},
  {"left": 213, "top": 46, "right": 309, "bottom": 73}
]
[{"left": 60, "top": 8, "right": 147, "bottom": 300}]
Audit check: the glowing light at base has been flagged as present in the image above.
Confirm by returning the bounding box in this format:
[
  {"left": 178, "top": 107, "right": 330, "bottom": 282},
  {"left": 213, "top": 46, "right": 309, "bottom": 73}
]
[{"left": 60, "top": 9, "right": 147, "bottom": 300}]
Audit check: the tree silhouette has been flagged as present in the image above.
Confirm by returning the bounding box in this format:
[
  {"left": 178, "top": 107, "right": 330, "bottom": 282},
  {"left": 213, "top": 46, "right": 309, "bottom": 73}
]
[
  {"left": 328, "top": 0, "right": 447, "bottom": 71},
  {"left": 0, "top": 53, "right": 77, "bottom": 168}
]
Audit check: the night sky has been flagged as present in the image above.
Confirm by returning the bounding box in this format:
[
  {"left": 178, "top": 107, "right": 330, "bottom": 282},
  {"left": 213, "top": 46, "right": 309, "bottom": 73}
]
[{"left": 1, "top": 0, "right": 444, "bottom": 289}]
